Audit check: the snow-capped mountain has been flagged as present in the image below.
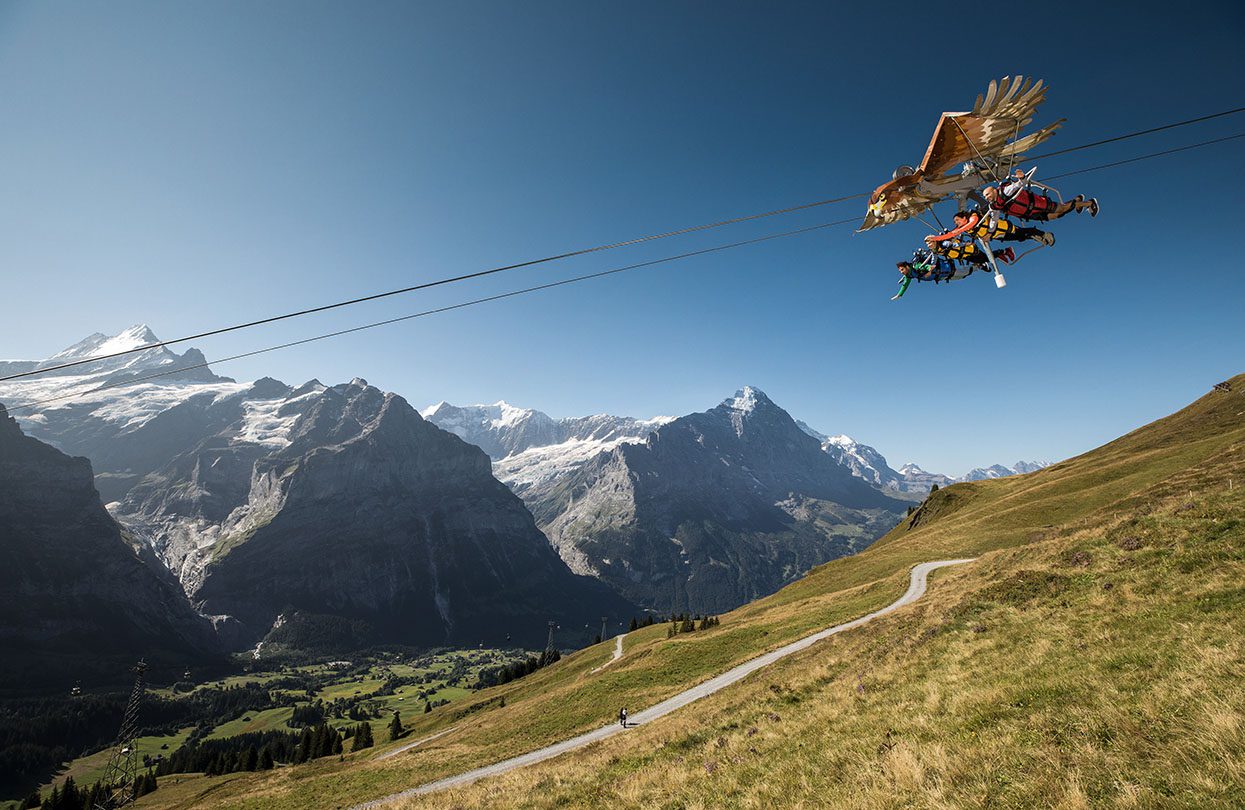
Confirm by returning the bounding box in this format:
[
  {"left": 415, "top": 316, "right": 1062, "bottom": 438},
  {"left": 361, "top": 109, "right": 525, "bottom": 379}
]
[
  {"left": 0, "top": 328, "right": 635, "bottom": 652},
  {"left": 421, "top": 400, "right": 672, "bottom": 460},
  {"left": 0, "top": 323, "right": 228, "bottom": 391},
  {"left": 896, "top": 462, "right": 956, "bottom": 491},
  {"left": 115, "top": 379, "right": 633, "bottom": 650},
  {"left": 520, "top": 387, "right": 907, "bottom": 613},
  {"left": 797, "top": 422, "right": 902, "bottom": 488},
  {"left": 422, "top": 400, "right": 673, "bottom": 505},
  {"left": 961, "top": 461, "right": 1051, "bottom": 481},
  {"left": 796, "top": 419, "right": 1050, "bottom": 494},
  {"left": 796, "top": 422, "right": 942, "bottom": 496},
  {"left": 0, "top": 325, "right": 241, "bottom": 502}
]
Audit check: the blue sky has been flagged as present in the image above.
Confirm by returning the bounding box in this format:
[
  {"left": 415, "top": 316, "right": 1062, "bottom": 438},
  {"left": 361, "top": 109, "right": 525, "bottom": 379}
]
[{"left": 1, "top": 1, "right": 1243, "bottom": 475}]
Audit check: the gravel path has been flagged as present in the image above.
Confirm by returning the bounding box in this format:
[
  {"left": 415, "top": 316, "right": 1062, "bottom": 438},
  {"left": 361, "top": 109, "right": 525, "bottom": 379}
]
[
  {"left": 373, "top": 726, "right": 459, "bottom": 763},
  {"left": 589, "top": 632, "right": 626, "bottom": 674},
  {"left": 353, "top": 559, "right": 974, "bottom": 808}
]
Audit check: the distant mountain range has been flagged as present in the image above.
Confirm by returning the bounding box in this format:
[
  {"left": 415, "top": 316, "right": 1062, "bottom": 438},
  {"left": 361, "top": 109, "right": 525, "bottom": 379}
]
[
  {"left": 792, "top": 421, "right": 1048, "bottom": 495},
  {"left": 432, "top": 388, "right": 906, "bottom": 613},
  {"left": 0, "top": 325, "right": 1052, "bottom": 665}
]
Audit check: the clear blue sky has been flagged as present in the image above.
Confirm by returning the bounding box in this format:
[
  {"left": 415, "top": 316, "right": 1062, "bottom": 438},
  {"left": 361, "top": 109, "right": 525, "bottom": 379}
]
[{"left": 1, "top": 1, "right": 1243, "bottom": 475}]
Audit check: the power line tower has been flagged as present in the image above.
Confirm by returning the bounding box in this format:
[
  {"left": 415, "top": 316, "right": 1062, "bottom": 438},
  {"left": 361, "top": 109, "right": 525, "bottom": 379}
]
[
  {"left": 95, "top": 659, "right": 148, "bottom": 810},
  {"left": 544, "top": 621, "right": 558, "bottom": 656}
]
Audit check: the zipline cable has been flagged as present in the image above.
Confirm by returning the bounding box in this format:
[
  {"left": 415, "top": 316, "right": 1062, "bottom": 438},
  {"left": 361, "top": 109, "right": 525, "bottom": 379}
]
[
  {"left": 7, "top": 216, "right": 860, "bottom": 413},
  {"left": 0, "top": 194, "right": 869, "bottom": 381},
  {"left": 7, "top": 128, "right": 1245, "bottom": 414},
  {"left": 1027, "top": 107, "right": 1245, "bottom": 161},
  {"left": 5, "top": 107, "right": 1244, "bottom": 385},
  {"left": 1039, "top": 132, "right": 1245, "bottom": 182}
]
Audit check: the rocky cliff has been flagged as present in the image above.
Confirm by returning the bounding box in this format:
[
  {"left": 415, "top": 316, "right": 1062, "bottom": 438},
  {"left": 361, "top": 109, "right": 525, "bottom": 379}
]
[
  {"left": 0, "top": 404, "right": 220, "bottom": 687},
  {"left": 116, "top": 380, "right": 635, "bottom": 651}
]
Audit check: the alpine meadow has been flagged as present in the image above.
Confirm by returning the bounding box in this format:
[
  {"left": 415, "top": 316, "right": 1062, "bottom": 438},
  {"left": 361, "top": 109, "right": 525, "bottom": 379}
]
[{"left": 1, "top": 4, "right": 1243, "bottom": 810}]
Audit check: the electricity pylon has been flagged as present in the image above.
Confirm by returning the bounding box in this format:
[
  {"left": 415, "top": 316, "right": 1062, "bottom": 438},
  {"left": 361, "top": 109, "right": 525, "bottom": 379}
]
[{"left": 95, "top": 659, "right": 148, "bottom": 809}]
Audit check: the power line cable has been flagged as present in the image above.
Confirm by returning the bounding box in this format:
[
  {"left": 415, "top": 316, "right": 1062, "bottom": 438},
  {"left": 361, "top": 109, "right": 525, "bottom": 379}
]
[
  {"left": 8, "top": 127, "right": 1244, "bottom": 414},
  {"left": 5, "top": 107, "right": 1244, "bottom": 385}
]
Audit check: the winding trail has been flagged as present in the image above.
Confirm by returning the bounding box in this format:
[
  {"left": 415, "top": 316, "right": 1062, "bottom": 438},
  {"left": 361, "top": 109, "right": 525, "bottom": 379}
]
[
  {"left": 589, "top": 632, "right": 626, "bottom": 674},
  {"left": 373, "top": 727, "right": 459, "bottom": 763},
  {"left": 353, "top": 559, "right": 974, "bottom": 808}
]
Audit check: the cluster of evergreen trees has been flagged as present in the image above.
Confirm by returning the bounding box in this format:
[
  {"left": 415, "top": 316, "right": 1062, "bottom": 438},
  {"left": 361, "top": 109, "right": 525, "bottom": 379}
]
[
  {"left": 22, "top": 772, "right": 158, "bottom": 810},
  {"left": 347, "top": 721, "right": 373, "bottom": 750},
  {"left": 154, "top": 723, "right": 343, "bottom": 778},
  {"left": 0, "top": 683, "right": 290, "bottom": 797},
  {"left": 288, "top": 703, "right": 325, "bottom": 728},
  {"left": 472, "top": 649, "right": 561, "bottom": 689},
  {"left": 666, "top": 614, "right": 720, "bottom": 638},
  {"left": 628, "top": 615, "right": 661, "bottom": 631}
]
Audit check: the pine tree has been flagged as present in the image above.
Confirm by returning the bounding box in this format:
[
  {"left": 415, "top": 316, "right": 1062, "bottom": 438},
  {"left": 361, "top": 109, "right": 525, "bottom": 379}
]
[
  {"left": 628, "top": 617, "right": 639, "bottom": 632},
  {"left": 352, "top": 721, "right": 374, "bottom": 750},
  {"left": 259, "top": 748, "right": 275, "bottom": 769},
  {"left": 424, "top": 700, "right": 432, "bottom": 714},
  {"left": 241, "top": 746, "right": 259, "bottom": 771},
  {"left": 295, "top": 727, "right": 314, "bottom": 764},
  {"left": 388, "top": 710, "right": 404, "bottom": 741},
  {"left": 134, "top": 772, "right": 158, "bottom": 798},
  {"left": 60, "top": 776, "right": 79, "bottom": 810},
  {"left": 22, "top": 788, "right": 41, "bottom": 809}
]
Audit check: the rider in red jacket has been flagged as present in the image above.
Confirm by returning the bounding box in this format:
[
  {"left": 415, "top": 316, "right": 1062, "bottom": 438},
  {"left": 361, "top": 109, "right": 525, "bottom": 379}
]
[{"left": 982, "top": 169, "right": 1098, "bottom": 221}]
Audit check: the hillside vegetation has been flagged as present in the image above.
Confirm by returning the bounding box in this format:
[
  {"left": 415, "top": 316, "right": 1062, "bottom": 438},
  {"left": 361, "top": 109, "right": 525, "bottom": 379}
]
[{"left": 134, "top": 376, "right": 1245, "bottom": 809}]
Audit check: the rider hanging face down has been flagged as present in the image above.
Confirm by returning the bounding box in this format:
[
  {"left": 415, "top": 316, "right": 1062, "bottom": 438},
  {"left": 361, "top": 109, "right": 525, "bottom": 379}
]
[
  {"left": 925, "top": 210, "right": 1055, "bottom": 249},
  {"left": 982, "top": 169, "right": 1099, "bottom": 221},
  {"left": 892, "top": 249, "right": 976, "bottom": 299},
  {"left": 928, "top": 235, "right": 1015, "bottom": 266}
]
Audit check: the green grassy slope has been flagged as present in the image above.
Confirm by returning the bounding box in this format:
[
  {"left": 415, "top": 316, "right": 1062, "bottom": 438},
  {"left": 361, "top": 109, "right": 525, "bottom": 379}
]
[{"left": 134, "top": 376, "right": 1245, "bottom": 809}]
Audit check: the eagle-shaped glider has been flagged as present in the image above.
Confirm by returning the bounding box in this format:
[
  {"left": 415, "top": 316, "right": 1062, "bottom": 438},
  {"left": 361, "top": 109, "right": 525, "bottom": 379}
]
[{"left": 860, "top": 76, "right": 1064, "bottom": 231}]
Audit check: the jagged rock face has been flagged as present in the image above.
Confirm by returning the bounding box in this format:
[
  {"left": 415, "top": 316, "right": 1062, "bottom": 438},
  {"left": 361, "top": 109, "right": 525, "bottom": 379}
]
[
  {"left": 118, "top": 381, "right": 633, "bottom": 651},
  {"left": 534, "top": 388, "right": 907, "bottom": 614},
  {"left": 0, "top": 405, "right": 219, "bottom": 686}
]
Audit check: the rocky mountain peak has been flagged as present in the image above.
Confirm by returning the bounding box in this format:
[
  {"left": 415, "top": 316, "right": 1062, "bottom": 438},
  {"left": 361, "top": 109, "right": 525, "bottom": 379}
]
[
  {"left": 0, "top": 403, "right": 18, "bottom": 439},
  {"left": 721, "top": 386, "right": 772, "bottom": 415},
  {"left": 48, "top": 324, "right": 158, "bottom": 360},
  {"left": 710, "top": 386, "right": 790, "bottom": 439}
]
